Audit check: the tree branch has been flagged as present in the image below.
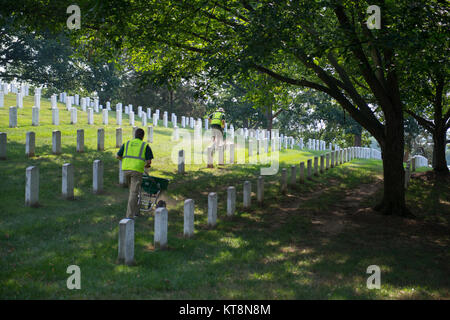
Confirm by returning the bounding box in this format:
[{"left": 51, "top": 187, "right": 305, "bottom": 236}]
[{"left": 405, "top": 109, "right": 435, "bottom": 132}]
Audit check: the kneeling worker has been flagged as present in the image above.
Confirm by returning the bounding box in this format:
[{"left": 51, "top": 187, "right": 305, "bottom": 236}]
[{"left": 116, "top": 128, "right": 154, "bottom": 218}]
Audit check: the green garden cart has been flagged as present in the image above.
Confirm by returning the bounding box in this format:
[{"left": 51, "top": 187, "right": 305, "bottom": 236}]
[{"left": 138, "top": 174, "right": 169, "bottom": 213}]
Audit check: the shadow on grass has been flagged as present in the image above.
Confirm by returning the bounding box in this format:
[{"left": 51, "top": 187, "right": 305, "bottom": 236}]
[{"left": 1, "top": 141, "right": 448, "bottom": 299}]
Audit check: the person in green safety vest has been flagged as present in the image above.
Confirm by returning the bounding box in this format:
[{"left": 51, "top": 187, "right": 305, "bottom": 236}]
[
  {"left": 116, "top": 128, "right": 154, "bottom": 218},
  {"left": 208, "top": 107, "right": 225, "bottom": 148}
]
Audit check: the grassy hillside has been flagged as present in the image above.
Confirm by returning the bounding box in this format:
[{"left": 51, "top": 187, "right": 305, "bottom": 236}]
[{"left": 0, "top": 93, "right": 448, "bottom": 299}]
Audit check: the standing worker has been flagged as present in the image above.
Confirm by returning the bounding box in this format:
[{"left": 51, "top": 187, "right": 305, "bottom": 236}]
[
  {"left": 208, "top": 107, "right": 226, "bottom": 148},
  {"left": 116, "top": 128, "right": 154, "bottom": 218}
]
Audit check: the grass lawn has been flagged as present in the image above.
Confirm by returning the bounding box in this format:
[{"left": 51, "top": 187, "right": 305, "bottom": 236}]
[{"left": 0, "top": 93, "right": 448, "bottom": 299}]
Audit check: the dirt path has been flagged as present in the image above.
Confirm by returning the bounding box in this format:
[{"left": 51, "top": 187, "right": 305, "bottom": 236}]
[{"left": 272, "top": 176, "right": 449, "bottom": 251}]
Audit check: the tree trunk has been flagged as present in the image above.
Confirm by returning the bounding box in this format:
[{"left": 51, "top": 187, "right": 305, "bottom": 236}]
[
  {"left": 168, "top": 89, "right": 174, "bottom": 114},
  {"left": 375, "top": 110, "right": 412, "bottom": 217},
  {"left": 265, "top": 106, "right": 273, "bottom": 139},
  {"left": 432, "top": 124, "right": 449, "bottom": 174},
  {"left": 354, "top": 133, "right": 362, "bottom": 147}
]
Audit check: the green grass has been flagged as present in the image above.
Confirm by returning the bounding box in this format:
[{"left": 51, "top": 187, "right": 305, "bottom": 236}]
[{"left": 0, "top": 94, "right": 449, "bottom": 299}]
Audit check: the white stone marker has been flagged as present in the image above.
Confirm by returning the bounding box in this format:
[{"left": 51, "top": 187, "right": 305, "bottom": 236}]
[
  {"left": 62, "top": 163, "right": 74, "bottom": 200},
  {"left": 154, "top": 207, "right": 168, "bottom": 249},
  {"left": 87, "top": 108, "right": 94, "bottom": 125},
  {"left": 326, "top": 153, "right": 330, "bottom": 170},
  {"left": 129, "top": 112, "right": 135, "bottom": 126},
  {"left": 0, "top": 133, "right": 6, "bottom": 160},
  {"left": 31, "top": 107, "right": 39, "bottom": 126},
  {"left": 93, "top": 160, "right": 103, "bottom": 194},
  {"left": 97, "top": 128, "right": 105, "bottom": 151},
  {"left": 281, "top": 168, "right": 287, "bottom": 193},
  {"left": 118, "top": 218, "right": 135, "bottom": 265},
  {"left": 257, "top": 176, "right": 264, "bottom": 204},
  {"left": 132, "top": 126, "right": 137, "bottom": 138},
  {"left": 163, "top": 112, "right": 168, "bottom": 127},
  {"left": 52, "top": 130, "right": 61, "bottom": 154},
  {"left": 9, "top": 107, "right": 18, "bottom": 128},
  {"left": 0, "top": 91, "right": 3, "bottom": 108},
  {"left": 51, "top": 94, "right": 57, "bottom": 108},
  {"left": 76, "top": 129, "right": 84, "bottom": 153},
  {"left": 314, "top": 157, "right": 319, "bottom": 176},
  {"left": 102, "top": 109, "right": 108, "bottom": 125},
  {"left": 116, "top": 128, "right": 122, "bottom": 148},
  {"left": 52, "top": 108, "right": 59, "bottom": 125},
  {"left": 307, "top": 159, "right": 312, "bottom": 179},
  {"left": 94, "top": 99, "right": 99, "bottom": 113},
  {"left": 25, "top": 166, "right": 39, "bottom": 207},
  {"left": 207, "top": 192, "right": 218, "bottom": 227},
  {"left": 227, "top": 186, "right": 236, "bottom": 216},
  {"left": 15, "top": 93, "right": 21, "bottom": 108},
  {"left": 153, "top": 113, "right": 158, "bottom": 127},
  {"left": 290, "top": 165, "right": 296, "bottom": 186},
  {"left": 184, "top": 199, "right": 195, "bottom": 237},
  {"left": 34, "top": 93, "right": 40, "bottom": 109},
  {"left": 243, "top": 181, "right": 251, "bottom": 208},
  {"left": 299, "top": 162, "right": 305, "bottom": 183},
  {"left": 66, "top": 97, "right": 72, "bottom": 110},
  {"left": 116, "top": 107, "right": 122, "bottom": 125},
  {"left": 147, "top": 126, "right": 153, "bottom": 143},
  {"left": 25, "top": 131, "right": 35, "bottom": 157},
  {"left": 173, "top": 126, "right": 179, "bottom": 141},
  {"left": 70, "top": 107, "right": 77, "bottom": 124}
]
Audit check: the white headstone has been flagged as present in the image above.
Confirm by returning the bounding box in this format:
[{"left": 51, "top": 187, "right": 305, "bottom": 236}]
[
  {"left": 227, "top": 186, "right": 236, "bottom": 216},
  {"left": 243, "top": 181, "right": 251, "bottom": 208},
  {"left": 93, "top": 160, "right": 103, "bottom": 194},
  {"left": 32, "top": 107, "right": 39, "bottom": 126},
  {"left": 25, "top": 166, "right": 39, "bottom": 207},
  {"left": 184, "top": 199, "right": 195, "bottom": 237},
  {"left": 154, "top": 207, "right": 168, "bottom": 249},
  {"left": 207, "top": 193, "right": 218, "bottom": 227},
  {"left": 62, "top": 163, "right": 74, "bottom": 200},
  {"left": 118, "top": 218, "right": 135, "bottom": 265}
]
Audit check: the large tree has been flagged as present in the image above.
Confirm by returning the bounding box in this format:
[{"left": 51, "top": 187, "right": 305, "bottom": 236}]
[{"left": 3, "top": 1, "right": 448, "bottom": 216}]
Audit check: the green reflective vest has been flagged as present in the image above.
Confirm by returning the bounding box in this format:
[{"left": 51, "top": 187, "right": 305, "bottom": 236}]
[
  {"left": 122, "top": 138, "right": 148, "bottom": 173},
  {"left": 211, "top": 112, "right": 224, "bottom": 126}
]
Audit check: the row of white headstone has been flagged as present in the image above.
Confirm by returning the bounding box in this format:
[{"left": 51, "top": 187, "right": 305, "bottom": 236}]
[
  {"left": 1, "top": 87, "right": 388, "bottom": 156},
  {"left": 118, "top": 144, "right": 385, "bottom": 265},
  {"left": 0, "top": 82, "right": 32, "bottom": 96}
]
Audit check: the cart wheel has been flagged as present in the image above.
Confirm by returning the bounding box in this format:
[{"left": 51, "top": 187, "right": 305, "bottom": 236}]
[{"left": 156, "top": 200, "right": 166, "bottom": 208}]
